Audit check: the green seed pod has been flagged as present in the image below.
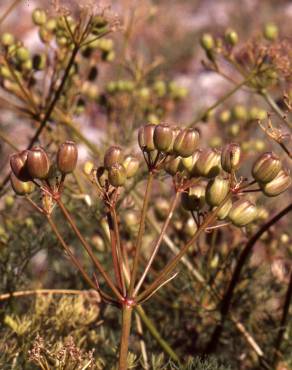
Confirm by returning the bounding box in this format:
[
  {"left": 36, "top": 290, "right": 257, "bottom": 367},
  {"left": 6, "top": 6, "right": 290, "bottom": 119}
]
[
  {"left": 182, "top": 149, "right": 201, "bottom": 173},
  {"left": 124, "top": 210, "right": 139, "bottom": 234},
  {"left": 1, "top": 33, "right": 15, "bottom": 47},
  {"left": 232, "top": 104, "right": 247, "bottom": 121},
  {"left": 39, "top": 26, "right": 53, "bottom": 43},
  {"left": 181, "top": 185, "right": 206, "bottom": 211},
  {"left": 5, "top": 195, "right": 14, "bottom": 208},
  {"left": 153, "top": 80, "right": 167, "bottom": 97},
  {"left": 16, "top": 47, "right": 30, "bottom": 62},
  {"left": 216, "top": 198, "right": 233, "bottom": 220},
  {"left": 57, "top": 141, "right": 78, "bottom": 174},
  {"left": 218, "top": 109, "right": 231, "bottom": 124},
  {"left": 21, "top": 58, "right": 33, "bottom": 72},
  {"left": 173, "top": 128, "right": 200, "bottom": 157},
  {"left": 224, "top": 28, "right": 238, "bottom": 46},
  {"left": 183, "top": 217, "right": 198, "bottom": 237},
  {"left": 206, "top": 176, "right": 230, "bottom": 206},
  {"left": 82, "top": 81, "right": 99, "bottom": 100},
  {"left": 123, "top": 155, "right": 139, "bottom": 178},
  {"left": 263, "top": 22, "right": 279, "bottom": 41},
  {"left": 153, "top": 124, "right": 174, "bottom": 152},
  {"left": 10, "top": 150, "right": 31, "bottom": 181},
  {"left": 104, "top": 146, "right": 123, "bottom": 168},
  {"left": 0, "top": 65, "right": 12, "bottom": 79},
  {"left": 138, "top": 124, "right": 156, "bottom": 152},
  {"left": 260, "top": 169, "right": 291, "bottom": 197},
  {"left": 154, "top": 197, "right": 170, "bottom": 221},
  {"left": 221, "top": 143, "right": 241, "bottom": 173},
  {"left": 194, "top": 148, "right": 221, "bottom": 178},
  {"left": 32, "top": 8, "right": 47, "bottom": 26},
  {"left": 108, "top": 163, "right": 127, "bottom": 187},
  {"left": 10, "top": 173, "right": 35, "bottom": 196},
  {"left": 83, "top": 161, "right": 94, "bottom": 176},
  {"left": 45, "top": 18, "right": 57, "bottom": 32},
  {"left": 200, "top": 33, "right": 214, "bottom": 51},
  {"left": 27, "top": 146, "right": 50, "bottom": 179},
  {"left": 249, "top": 106, "right": 267, "bottom": 121},
  {"left": 252, "top": 152, "right": 281, "bottom": 183},
  {"left": 164, "top": 155, "right": 183, "bottom": 176},
  {"left": 229, "top": 199, "right": 258, "bottom": 227},
  {"left": 98, "top": 38, "right": 113, "bottom": 52}
]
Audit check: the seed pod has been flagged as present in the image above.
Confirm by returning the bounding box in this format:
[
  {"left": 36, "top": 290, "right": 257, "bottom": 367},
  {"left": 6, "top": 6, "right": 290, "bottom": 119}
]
[
  {"left": 181, "top": 185, "right": 206, "bottom": 211},
  {"left": 252, "top": 152, "right": 281, "bottom": 183},
  {"left": 229, "top": 199, "right": 258, "bottom": 227},
  {"left": 16, "top": 47, "right": 30, "bottom": 62},
  {"left": 57, "top": 141, "right": 78, "bottom": 174},
  {"left": 154, "top": 198, "right": 170, "bottom": 221},
  {"left": 200, "top": 33, "right": 214, "bottom": 50},
  {"left": 10, "top": 173, "right": 35, "bottom": 196},
  {"left": 108, "top": 163, "right": 126, "bottom": 187},
  {"left": 164, "top": 156, "right": 183, "bottom": 176},
  {"left": 194, "top": 148, "right": 221, "bottom": 178},
  {"left": 206, "top": 176, "right": 230, "bottom": 206},
  {"left": 260, "top": 169, "right": 291, "bottom": 197},
  {"left": 1, "top": 33, "right": 15, "bottom": 47},
  {"left": 216, "top": 198, "right": 233, "bottom": 220},
  {"left": 182, "top": 149, "right": 202, "bottom": 175},
  {"left": 32, "top": 8, "right": 47, "bottom": 26},
  {"left": 224, "top": 28, "right": 238, "bottom": 46},
  {"left": 153, "top": 124, "right": 174, "bottom": 152},
  {"left": 173, "top": 128, "right": 200, "bottom": 157},
  {"left": 263, "top": 22, "right": 278, "bottom": 41},
  {"left": 27, "top": 146, "right": 50, "bottom": 179},
  {"left": 138, "top": 124, "right": 156, "bottom": 152},
  {"left": 123, "top": 155, "right": 139, "bottom": 178},
  {"left": 232, "top": 104, "right": 247, "bottom": 121},
  {"left": 104, "top": 146, "right": 123, "bottom": 168},
  {"left": 221, "top": 143, "right": 241, "bottom": 173},
  {"left": 10, "top": 150, "right": 31, "bottom": 181}
]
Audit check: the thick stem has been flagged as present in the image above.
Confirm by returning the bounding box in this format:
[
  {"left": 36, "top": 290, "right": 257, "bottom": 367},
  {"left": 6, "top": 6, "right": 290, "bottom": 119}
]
[
  {"left": 206, "top": 202, "right": 292, "bottom": 353},
  {"left": 56, "top": 199, "right": 123, "bottom": 301},
  {"left": 129, "top": 172, "right": 154, "bottom": 295},
  {"left": 133, "top": 191, "right": 180, "bottom": 296},
  {"left": 118, "top": 305, "right": 133, "bottom": 370}
]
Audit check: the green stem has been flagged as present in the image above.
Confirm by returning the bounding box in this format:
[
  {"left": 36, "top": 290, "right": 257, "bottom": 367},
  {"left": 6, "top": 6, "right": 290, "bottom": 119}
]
[
  {"left": 118, "top": 305, "right": 133, "bottom": 370},
  {"left": 260, "top": 89, "right": 292, "bottom": 129},
  {"left": 56, "top": 198, "right": 123, "bottom": 301},
  {"left": 135, "top": 305, "right": 180, "bottom": 363},
  {"left": 129, "top": 172, "right": 154, "bottom": 295}
]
